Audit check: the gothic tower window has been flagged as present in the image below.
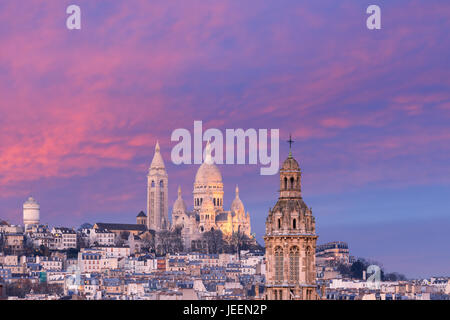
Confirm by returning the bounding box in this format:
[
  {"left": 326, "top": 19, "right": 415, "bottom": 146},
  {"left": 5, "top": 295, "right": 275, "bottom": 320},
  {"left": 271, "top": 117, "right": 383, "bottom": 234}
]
[
  {"left": 290, "top": 177, "right": 294, "bottom": 189},
  {"left": 292, "top": 218, "right": 297, "bottom": 229},
  {"left": 284, "top": 177, "right": 288, "bottom": 190},
  {"left": 151, "top": 180, "right": 155, "bottom": 188},
  {"left": 160, "top": 180, "right": 164, "bottom": 187},
  {"left": 305, "top": 246, "right": 312, "bottom": 283},
  {"left": 274, "top": 246, "right": 284, "bottom": 283},
  {"left": 289, "top": 246, "right": 299, "bottom": 282},
  {"left": 278, "top": 218, "right": 281, "bottom": 229},
  {"left": 160, "top": 191, "right": 164, "bottom": 220}
]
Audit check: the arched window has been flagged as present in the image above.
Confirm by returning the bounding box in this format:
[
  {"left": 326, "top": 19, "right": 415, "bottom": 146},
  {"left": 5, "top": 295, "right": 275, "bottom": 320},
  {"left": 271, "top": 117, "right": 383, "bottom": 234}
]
[
  {"left": 151, "top": 180, "right": 155, "bottom": 188},
  {"left": 292, "top": 218, "right": 297, "bottom": 229},
  {"left": 290, "top": 177, "right": 294, "bottom": 189},
  {"left": 274, "top": 246, "right": 284, "bottom": 283},
  {"left": 277, "top": 218, "right": 281, "bottom": 229},
  {"left": 289, "top": 246, "right": 299, "bottom": 281},
  {"left": 213, "top": 198, "right": 216, "bottom": 206},
  {"left": 305, "top": 246, "right": 312, "bottom": 283},
  {"left": 284, "top": 177, "right": 288, "bottom": 189},
  {"left": 160, "top": 180, "right": 164, "bottom": 187}
]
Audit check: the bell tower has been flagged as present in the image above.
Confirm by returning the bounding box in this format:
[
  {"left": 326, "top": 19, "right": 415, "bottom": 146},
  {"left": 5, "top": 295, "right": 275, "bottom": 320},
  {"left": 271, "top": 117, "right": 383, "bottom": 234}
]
[
  {"left": 147, "top": 141, "right": 169, "bottom": 231},
  {"left": 264, "top": 137, "right": 319, "bottom": 300}
]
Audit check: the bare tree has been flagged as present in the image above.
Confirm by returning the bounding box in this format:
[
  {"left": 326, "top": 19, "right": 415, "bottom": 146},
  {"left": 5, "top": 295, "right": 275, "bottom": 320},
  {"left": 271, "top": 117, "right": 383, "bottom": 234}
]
[
  {"left": 203, "top": 229, "right": 224, "bottom": 254},
  {"left": 156, "top": 227, "right": 184, "bottom": 255},
  {"left": 231, "top": 229, "right": 246, "bottom": 260}
]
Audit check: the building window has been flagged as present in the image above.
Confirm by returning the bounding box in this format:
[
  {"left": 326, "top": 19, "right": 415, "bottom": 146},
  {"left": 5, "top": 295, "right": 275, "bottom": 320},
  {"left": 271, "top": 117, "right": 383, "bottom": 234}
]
[
  {"left": 160, "top": 191, "right": 164, "bottom": 222},
  {"left": 274, "top": 246, "right": 284, "bottom": 283},
  {"left": 305, "top": 246, "right": 312, "bottom": 283},
  {"left": 277, "top": 218, "right": 281, "bottom": 229},
  {"left": 292, "top": 218, "right": 296, "bottom": 229},
  {"left": 289, "top": 246, "right": 299, "bottom": 282}
]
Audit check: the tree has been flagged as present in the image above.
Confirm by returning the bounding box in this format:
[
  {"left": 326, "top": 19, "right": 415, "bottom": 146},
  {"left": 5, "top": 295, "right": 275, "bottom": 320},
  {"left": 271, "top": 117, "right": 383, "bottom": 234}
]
[
  {"left": 383, "top": 272, "right": 407, "bottom": 281},
  {"left": 336, "top": 262, "right": 352, "bottom": 278},
  {"left": 39, "top": 244, "right": 51, "bottom": 257},
  {"left": 203, "top": 229, "right": 224, "bottom": 254},
  {"left": 141, "top": 237, "right": 155, "bottom": 253},
  {"left": 155, "top": 228, "right": 184, "bottom": 255},
  {"left": 231, "top": 229, "right": 247, "bottom": 260},
  {"left": 350, "top": 259, "right": 369, "bottom": 279}
]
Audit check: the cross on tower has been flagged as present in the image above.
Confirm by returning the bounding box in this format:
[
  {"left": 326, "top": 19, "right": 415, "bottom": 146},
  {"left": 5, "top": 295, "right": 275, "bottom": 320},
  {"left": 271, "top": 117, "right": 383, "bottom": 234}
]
[{"left": 287, "top": 134, "right": 294, "bottom": 157}]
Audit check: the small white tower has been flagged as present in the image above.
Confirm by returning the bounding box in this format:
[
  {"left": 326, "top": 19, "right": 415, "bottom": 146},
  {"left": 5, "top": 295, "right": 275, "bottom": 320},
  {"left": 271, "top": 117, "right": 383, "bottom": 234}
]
[
  {"left": 23, "top": 196, "right": 40, "bottom": 228},
  {"left": 147, "top": 141, "right": 169, "bottom": 232}
]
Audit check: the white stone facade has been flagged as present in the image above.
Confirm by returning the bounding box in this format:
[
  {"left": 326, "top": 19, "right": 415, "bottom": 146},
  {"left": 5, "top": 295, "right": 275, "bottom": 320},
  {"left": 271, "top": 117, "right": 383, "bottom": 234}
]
[{"left": 147, "top": 141, "right": 169, "bottom": 231}]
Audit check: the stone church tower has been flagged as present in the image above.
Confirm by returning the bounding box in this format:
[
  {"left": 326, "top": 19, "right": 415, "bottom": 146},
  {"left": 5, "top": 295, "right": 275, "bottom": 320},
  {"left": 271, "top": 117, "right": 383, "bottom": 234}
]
[
  {"left": 264, "top": 148, "right": 319, "bottom": 300},
  {"left": 147, "top": 141, "right": 168, "bottom": 232}
]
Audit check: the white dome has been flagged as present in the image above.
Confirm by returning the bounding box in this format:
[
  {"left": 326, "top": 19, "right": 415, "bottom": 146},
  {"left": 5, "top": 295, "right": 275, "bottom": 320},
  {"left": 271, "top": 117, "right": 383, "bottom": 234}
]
[
  {"left": 231, "top": 185, "right": 244, "bottom": 213},
  {"left": 23, "top": 196, "right": 40, "bottom": 226},
  {"left": 173, "top": 186, "right": 187, "bottom": 213},
  {"left": 195, "top": 162, "right": 223, "bottom": 185},
  {"left": 194, "top": 140, "right": 222, "bottom": 185}
]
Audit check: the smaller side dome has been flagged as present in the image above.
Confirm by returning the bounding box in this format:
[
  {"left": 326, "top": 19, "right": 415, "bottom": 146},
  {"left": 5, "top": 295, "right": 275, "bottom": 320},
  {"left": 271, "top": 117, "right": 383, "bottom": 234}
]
[
  {"left": 173, "top": 186, "right": 187, "bottom": 213},
  {"left": 231, "top": 185, "right": 244, "bottom": 213}
]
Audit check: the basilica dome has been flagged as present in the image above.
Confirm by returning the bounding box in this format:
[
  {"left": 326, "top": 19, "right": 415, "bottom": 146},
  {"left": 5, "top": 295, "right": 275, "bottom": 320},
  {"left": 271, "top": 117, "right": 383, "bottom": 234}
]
[
  {"left": 194, "top": 140, "right": 223, "bottom": 185},
  {"left": 193, "top": 141, "right": 224, "bottom": 211},
  {"left": 194, "top": 162, "right": 223, "bottom": 185}
]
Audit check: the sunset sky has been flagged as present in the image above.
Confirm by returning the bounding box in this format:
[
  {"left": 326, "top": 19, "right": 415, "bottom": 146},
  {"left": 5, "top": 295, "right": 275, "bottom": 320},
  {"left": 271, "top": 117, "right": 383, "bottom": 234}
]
[{"left": 1, "top": 0, "right": 449, "bottom": 278}]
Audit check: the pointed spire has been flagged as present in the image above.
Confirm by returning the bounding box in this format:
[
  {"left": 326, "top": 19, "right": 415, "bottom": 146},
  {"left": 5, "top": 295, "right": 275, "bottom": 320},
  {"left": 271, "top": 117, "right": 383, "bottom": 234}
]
[
  {"left": 150, "top": 140, "right": 165, "bottom": 169},
  {"left": 235, "top": 185, "right": 239, "bottom": 198},
  {"left": 204, "top": 140, "right": 213, "bottom": 164},
  {"left": 177, "top": 185, "right": 182, "bottom": 198}
]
